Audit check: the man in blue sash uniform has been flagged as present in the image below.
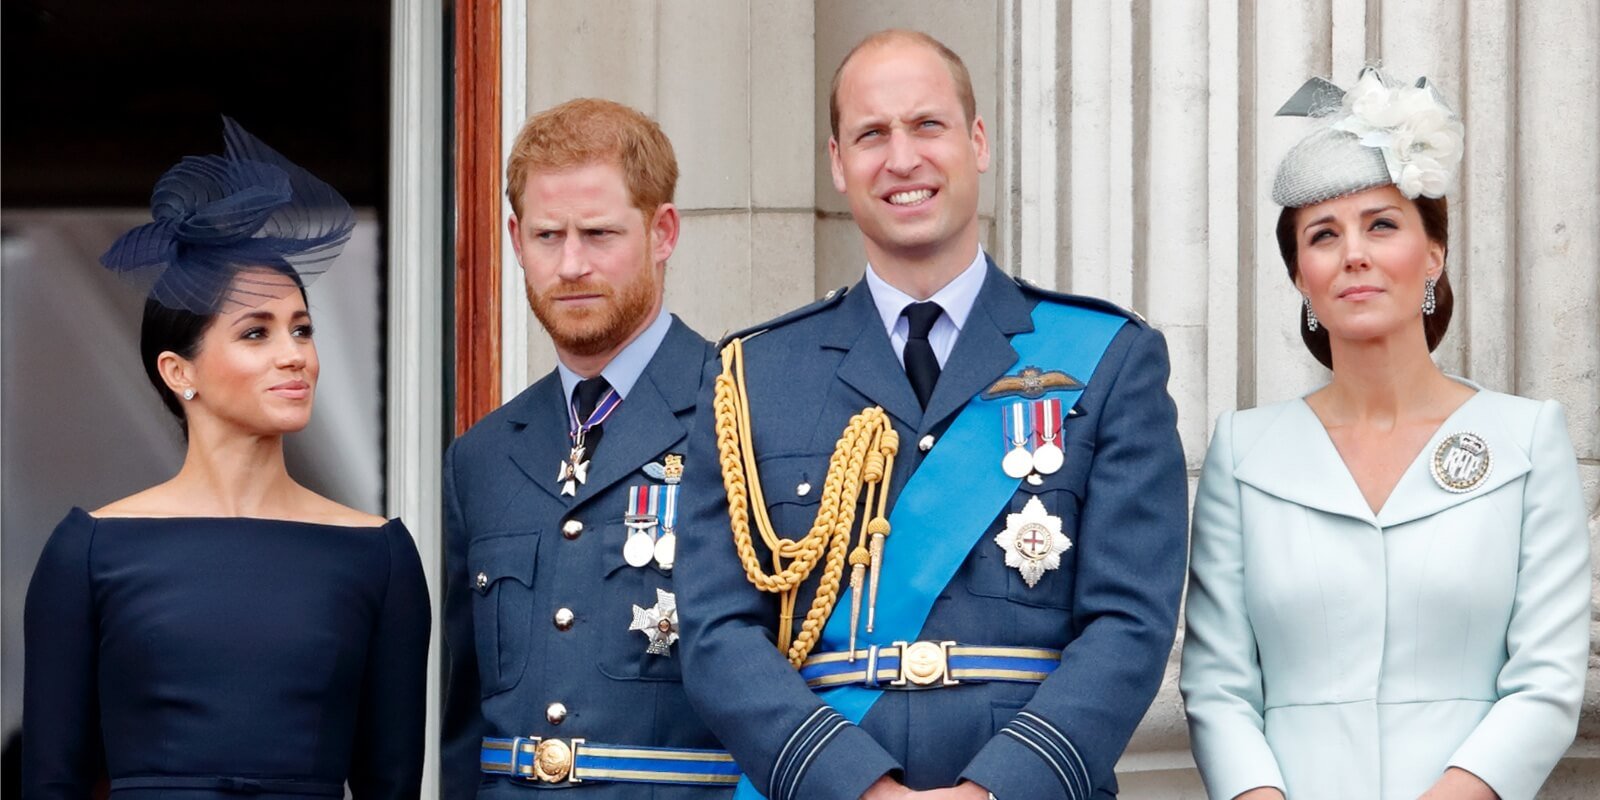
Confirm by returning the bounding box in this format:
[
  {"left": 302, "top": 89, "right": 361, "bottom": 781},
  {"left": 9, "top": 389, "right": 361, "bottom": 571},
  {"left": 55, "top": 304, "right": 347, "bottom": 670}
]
[
  {"left": 674, "top": 31, "right": 1187, "bottom": 800},
  {"left": 442, "top": 99, "right": 736, "bottom": 799}
]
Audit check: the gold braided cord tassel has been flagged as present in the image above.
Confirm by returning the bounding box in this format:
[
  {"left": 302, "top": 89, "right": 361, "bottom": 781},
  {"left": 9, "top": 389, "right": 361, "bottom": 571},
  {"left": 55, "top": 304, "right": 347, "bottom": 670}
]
[{"left": 717, "top": 338, "right": 898, "bottom": 667}]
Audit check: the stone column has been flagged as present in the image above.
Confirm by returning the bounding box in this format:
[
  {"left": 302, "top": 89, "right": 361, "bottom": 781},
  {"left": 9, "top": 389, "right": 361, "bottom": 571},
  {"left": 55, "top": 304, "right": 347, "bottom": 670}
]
[{"left": 514, "top": 0, "right": 817, "bottom": 380}]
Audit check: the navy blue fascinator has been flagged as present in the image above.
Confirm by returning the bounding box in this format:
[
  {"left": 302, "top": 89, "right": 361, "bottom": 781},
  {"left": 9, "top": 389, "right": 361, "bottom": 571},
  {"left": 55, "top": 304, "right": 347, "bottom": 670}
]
[{"left": 100, "top": 117, "right": 355, "bottom": 314}]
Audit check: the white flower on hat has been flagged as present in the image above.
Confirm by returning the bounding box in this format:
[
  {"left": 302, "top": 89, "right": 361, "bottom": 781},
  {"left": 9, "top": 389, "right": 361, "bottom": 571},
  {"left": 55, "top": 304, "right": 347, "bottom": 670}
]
[{"left": 1331, "top": 69, "right": 1464, "bottom": 199}]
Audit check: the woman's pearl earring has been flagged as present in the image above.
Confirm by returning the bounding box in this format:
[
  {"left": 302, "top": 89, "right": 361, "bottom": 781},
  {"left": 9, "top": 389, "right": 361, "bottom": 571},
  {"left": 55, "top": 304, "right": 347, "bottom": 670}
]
[{"left": 183, "top": 388, "right": 196, "bottom": 401}]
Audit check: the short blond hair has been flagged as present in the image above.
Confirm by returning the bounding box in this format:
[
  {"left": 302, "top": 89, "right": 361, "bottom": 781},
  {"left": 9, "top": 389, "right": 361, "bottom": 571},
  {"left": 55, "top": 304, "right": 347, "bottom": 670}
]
[
  {"left": 505, "top": 98, "right": 678, "bottom": 218},
  {"left": 829, "top": 29, "right": 977, "bottom": 139}
]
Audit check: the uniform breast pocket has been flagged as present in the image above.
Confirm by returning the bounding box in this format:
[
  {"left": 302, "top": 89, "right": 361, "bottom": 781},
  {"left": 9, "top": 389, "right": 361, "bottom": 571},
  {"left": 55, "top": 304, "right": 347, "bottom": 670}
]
[
  {"left": 751, "top": 454, "right": 827, "bottom": 544},
  {"left": 966, "top": 473, "right": 1085, "bottom": 611},
  {"left": 598, "top": 517, "right": 685, "bottom": 683},
  {"left": 468, "top": 531, "right": 540, "bottom": 696}
]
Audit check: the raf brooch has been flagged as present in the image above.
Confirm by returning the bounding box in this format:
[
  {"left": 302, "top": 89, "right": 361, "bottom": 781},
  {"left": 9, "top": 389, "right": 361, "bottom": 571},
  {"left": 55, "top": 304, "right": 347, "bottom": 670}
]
[
  {"left": 995, "top": 496, "right": 1071, "bottom": 588},
  {"left": 630, "top": 588, "right": 680, "bottom": 656},
  {"left": 1430, "top": 431, "right": 1491, "bottom": 493}
]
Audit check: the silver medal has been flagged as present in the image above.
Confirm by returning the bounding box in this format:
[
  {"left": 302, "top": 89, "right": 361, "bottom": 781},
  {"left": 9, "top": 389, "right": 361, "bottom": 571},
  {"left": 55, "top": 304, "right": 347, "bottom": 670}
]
[
  {"left": 1032, "top": 442, "right": 1064, "bottom": 475},
  {"left": 624, "top": 531, "right": 655, "bottom": 568},
  {"left": 653, "top": 531, "right": 677, "bottom": 570},
  {"left": 1002, "top": 446, "right": 1034, "bottom": 479}
]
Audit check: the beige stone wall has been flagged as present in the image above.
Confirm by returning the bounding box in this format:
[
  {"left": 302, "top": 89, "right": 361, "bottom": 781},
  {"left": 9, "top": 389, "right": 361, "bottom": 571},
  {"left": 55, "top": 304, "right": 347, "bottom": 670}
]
[
  {"left": 511, "top": 0, "right": 1003, "bottom": 380},
  {"left": 510, "top": 1, "right": 1600, "bottom": 795}
]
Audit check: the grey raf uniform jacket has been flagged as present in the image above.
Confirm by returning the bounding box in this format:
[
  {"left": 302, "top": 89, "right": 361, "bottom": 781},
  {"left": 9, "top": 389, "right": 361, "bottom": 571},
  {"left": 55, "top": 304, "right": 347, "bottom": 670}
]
[
  {"left": 674, "top": 263, "right": 1190, "bottom": 800},
  {"left": 441, "top": 317, "right": 732, "bottom": 800}
]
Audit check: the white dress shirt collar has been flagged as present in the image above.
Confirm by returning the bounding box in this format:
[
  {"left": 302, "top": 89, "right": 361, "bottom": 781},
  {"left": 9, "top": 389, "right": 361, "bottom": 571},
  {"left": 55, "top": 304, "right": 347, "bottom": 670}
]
[
  {"left": 864, "top": 247, "right": 988, "bottom": 367},
  {"left": 556, "top": 307, "right": 672, "bottom": 416}
]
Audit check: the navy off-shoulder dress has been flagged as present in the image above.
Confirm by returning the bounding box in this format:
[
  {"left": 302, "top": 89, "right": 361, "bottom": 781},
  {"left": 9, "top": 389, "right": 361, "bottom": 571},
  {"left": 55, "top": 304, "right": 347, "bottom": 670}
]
[{"left": 22, "top": 507, "right": 431, "bottom": 799}]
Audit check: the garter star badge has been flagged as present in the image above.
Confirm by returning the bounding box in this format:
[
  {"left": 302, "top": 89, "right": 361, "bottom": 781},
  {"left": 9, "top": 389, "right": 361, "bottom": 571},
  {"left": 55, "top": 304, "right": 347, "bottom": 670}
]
[
  {"left": 1430, "top": 431, "right": 1491, "bottom": 493},
  {"left": 995, "top": 496, "right": 1071, "bottom": 588},
  {"left": 630, "top": 588, "right": 680, "bottom": 656}
]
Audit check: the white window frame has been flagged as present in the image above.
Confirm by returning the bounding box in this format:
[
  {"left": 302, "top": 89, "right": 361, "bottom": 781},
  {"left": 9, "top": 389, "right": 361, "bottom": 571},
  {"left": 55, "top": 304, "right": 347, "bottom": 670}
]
[{"left": 388, "top": 0, "right": 446, "bottom": 796}]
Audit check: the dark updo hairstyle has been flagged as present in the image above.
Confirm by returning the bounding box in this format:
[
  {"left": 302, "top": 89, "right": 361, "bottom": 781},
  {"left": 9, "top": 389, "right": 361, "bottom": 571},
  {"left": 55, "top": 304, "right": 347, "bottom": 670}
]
[
  {"left": 1275, "top": 194, "right": 1454, "bottom": 369},
  {"left": 139, "top": 263, "right": 308, "bottom": 435}
]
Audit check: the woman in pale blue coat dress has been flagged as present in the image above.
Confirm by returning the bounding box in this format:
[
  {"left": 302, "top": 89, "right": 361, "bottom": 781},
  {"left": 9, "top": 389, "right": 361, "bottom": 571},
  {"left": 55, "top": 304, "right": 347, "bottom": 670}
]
[{"left": 1180, "top": 69, "right": 1591, "bottom": 800}]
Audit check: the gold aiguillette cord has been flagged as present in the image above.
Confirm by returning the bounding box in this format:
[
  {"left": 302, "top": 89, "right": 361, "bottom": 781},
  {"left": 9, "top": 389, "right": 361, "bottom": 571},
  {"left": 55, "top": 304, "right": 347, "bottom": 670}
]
[{"left": 716, "top": 337, "right": 898, "bottom": 667}]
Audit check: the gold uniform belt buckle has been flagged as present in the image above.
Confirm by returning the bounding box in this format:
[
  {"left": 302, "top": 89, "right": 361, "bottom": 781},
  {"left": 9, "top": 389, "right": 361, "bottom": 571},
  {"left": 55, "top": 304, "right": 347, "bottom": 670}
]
[
  {"left": 890, "top": 640, "right": 960, "bottom": 687},
  {"left": 511, "top": 736, "right": 586, "bottom": 784}
]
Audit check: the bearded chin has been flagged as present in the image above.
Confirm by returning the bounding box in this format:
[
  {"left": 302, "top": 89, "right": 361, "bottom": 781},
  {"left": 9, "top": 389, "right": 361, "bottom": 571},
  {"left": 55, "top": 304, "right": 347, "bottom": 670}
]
[{"left": 528, "top": 268, "right": 659, "bottom": 358}]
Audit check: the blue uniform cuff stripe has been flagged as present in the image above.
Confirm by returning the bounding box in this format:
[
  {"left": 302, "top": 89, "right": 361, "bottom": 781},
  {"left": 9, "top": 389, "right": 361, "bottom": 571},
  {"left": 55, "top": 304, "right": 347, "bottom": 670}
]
[
  {"left": 783, "top": 717, "right": 849, "bottom": 800},
  {"left": 1006, "top": 718, "right": 1085, "bottom": 798},
  {"left": 771, "top": 708, "right": 845, "bottom": 800},
  {"left": 770, "top": 707, "right": 829, "bottom": 796},
  {"left": 999, "top": 728, "right": 1076, "bottom": 799},
  {"left": 1016, "top": 711, "right": 1090, "bottom": 794}
]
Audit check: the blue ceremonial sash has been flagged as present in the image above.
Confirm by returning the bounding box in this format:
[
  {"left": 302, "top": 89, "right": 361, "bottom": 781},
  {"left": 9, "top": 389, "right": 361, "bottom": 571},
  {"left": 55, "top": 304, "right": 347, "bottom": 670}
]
[{"left": 733, "top": 301, "right": 1127, "bottom": 799}]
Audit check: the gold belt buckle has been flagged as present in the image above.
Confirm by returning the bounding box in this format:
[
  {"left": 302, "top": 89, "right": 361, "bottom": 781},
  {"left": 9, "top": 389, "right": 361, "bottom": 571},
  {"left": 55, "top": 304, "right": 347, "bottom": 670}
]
[
  {"left": 515, "top": 737, "right": 586, "bottom": 784},
  {"left": 890, "top": 640, "right": 959, "bottom": 687}
]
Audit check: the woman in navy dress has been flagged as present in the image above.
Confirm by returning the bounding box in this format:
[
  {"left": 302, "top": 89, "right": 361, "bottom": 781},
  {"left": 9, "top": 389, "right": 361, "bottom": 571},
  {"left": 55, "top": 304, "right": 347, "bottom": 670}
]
[{"left": 22, "top": 119, "right": 431, "bottom": 799}]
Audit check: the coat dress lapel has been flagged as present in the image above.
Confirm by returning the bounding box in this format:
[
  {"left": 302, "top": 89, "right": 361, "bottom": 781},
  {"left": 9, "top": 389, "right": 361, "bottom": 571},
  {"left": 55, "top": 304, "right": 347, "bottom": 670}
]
[
  {"left": 1233, "top": 388, "right": 1534, "bottom": 529},
  {"left": 1375, "top": 391, "right": 1532, "bottom": 528}
]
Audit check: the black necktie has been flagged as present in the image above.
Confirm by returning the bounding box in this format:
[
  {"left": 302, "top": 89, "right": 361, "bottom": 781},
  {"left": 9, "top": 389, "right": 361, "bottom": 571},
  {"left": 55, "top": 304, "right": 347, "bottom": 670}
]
[
  {"left": 902, "top": 301, "right": 943, "bottom": 409},
  {"left": 572, "top": 376, "right": 612, "bottom": 459}
]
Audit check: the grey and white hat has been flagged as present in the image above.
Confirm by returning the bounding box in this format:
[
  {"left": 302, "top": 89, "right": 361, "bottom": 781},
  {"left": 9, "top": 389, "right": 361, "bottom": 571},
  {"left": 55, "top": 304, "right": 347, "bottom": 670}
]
[{"left": 1271, "top": 68, "right": 1464, "bottom": 209}]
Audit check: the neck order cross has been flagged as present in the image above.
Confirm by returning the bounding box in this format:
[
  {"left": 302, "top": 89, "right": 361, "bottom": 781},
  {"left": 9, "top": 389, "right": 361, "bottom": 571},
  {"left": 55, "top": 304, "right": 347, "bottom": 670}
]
[{"left": 558, "top": 380, "right": 621, "bottom": 496}]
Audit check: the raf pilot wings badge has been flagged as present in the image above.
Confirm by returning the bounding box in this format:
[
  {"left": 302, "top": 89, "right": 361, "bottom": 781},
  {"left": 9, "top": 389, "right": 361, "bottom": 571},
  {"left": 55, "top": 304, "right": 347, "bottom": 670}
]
[{"left": 981, "top": 365, "right": 1084, "bottom": 401}]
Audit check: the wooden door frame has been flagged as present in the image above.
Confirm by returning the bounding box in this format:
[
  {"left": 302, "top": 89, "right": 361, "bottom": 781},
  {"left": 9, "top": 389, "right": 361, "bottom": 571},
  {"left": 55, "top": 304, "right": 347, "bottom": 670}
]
[{"left": 454, "top": 0, "right": 503, "bottom": 434}]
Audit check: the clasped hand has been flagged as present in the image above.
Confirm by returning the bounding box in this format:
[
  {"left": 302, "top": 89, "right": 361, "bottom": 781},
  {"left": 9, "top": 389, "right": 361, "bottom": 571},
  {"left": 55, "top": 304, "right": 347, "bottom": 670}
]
[{"left": 862, "top": 776, "right": 990, "bottom": 799}]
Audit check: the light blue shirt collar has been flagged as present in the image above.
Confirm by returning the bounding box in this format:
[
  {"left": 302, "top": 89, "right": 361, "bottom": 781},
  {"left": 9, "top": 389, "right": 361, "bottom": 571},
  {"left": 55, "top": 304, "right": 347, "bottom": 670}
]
[
  {"left": 556, "top": 308, "right": 672, "bottom": 415},
  {"left": 864, "top": 247, "right": 988, "bottom": 367}
]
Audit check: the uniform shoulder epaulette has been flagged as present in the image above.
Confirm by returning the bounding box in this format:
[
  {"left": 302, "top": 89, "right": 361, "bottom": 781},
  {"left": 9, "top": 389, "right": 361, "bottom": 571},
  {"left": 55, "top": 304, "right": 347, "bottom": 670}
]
[
  {"left": 1012, "top": 275, "right": 1149, "bottom": 326},
  {"left": 716, "top": 286, "right": 852, "bottom": 349}
]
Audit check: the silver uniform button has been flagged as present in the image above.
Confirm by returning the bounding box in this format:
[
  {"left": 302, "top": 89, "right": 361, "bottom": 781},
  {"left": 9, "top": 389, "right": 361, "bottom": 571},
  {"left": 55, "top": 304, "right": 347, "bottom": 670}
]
[
  {"left": 918, "top": 435, "right": 935, "bottom": 452},
  {"left": 554, "top": 608, "right": 574, "bottom": 631},
  {"left": 562, "top": 519, "right": 583, "bottom": 540},
  {"left": 796, "top": 481, "right": 811, "bottom": 497},
  {"left": 546, "top": 702, "right": 567, "bottom": 725},
  {"left": 475, "top": 572, "right": 488, "bottom": 590}
]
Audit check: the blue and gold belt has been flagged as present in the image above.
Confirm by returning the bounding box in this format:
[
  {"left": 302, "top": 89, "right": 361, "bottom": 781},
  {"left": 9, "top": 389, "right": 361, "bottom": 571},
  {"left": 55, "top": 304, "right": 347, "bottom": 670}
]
[
  {"left": 481, "top": 737, "right": 739, "bottom": 786},
  {"left": 799, "top": 641, "right": 1060, "bottom": 689}
]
